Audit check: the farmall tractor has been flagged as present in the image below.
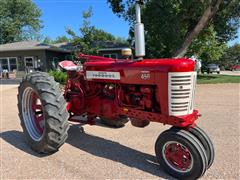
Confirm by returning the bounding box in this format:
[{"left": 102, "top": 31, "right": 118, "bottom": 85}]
[{"left": 18, "top": 1, "right": 214, "bottom": 179}]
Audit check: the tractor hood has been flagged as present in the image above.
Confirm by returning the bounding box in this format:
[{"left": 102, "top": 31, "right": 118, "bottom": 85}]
[{"left": 84, "top": 58, "right": 195, "bottom": 73}]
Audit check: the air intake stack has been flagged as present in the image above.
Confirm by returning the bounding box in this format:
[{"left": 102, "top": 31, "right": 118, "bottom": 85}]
[{"left": 135, "top": 0, "right": 145, "bottom": 59}]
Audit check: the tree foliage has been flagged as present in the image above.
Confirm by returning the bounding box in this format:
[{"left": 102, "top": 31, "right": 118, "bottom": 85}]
[
  {"left": 0, "top": 0, "right": 42, "bottom": 44},
  {"left": 43, "top": 35, "right": 70, "bottom": 44},
  {"left": 66, "top": 7, "right": 129, "bottom": 55},
  {"left": 107, "top": 0, "right": 240, "bottom": 60},
  {"left": 218, "top": 43, "right": 240, "bottom": 69},
  {"left": 54, "top": 36, "right": 70, "bottom": 43},
  {"left": 187, "top": 25, "right": 227, "bottom": 62}
]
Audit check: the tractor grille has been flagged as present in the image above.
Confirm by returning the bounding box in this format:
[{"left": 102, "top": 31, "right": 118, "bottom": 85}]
[{"left": 168, "top": 72, "right": 197, "bottom": 116}]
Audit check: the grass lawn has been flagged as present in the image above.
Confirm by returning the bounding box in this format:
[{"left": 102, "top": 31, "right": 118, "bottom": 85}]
[{"left": 197, "top": 74, "right": 240, "bottom": 84}]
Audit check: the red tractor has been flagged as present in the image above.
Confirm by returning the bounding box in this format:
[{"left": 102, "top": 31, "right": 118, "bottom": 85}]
[{"left": 17, "top": 1, "right": 214, "bottom": 179}]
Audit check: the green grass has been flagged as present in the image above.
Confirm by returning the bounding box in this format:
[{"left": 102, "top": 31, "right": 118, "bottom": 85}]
[{"left": 197, "top": 74, "right": 240, "bottom": 84}]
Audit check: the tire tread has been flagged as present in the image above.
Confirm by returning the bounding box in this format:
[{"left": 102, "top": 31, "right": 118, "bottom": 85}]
[{"left": 18, "top": 72, "right": 69, "bottom": 154}]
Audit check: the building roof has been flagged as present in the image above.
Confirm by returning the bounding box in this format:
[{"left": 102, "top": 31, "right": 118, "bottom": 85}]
[
  {"left": 53, "top": 42, "right": 76, "bottom": 51},
  {"left": 98, "top": 47, "right": 130, "bottom": 51},
  {"left": 0, "top": 41, "right": 72, "bottom": 53},
  {"left": 94, "top": 41, "right": 130, "bottom": 51}
]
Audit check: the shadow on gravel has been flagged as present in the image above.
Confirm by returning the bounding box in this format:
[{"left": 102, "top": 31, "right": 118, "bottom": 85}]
[
  {"left": 1, "top": 127, "right": 173, "bottom": 179},
  {"left": 66, "top": 125, "right": 173, "bottom": 179},
  {"left": 0, "top": 130, "right": 46, "bottom": 157}
]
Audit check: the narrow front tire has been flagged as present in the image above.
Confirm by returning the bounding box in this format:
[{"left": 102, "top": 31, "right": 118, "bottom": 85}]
[
  {"left": 188, "top": 126, "right": 215, "bottom": 169},
  {"left": 155, "top": 128, "right": 208, "bottom": 179}
]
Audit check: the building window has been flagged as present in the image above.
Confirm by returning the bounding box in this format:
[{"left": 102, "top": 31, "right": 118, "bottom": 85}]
[
  {"left": 103, "top": 54, "right": 110, "bottom": 58},
  {"left": 0, "top": 58, "right": 9, "bottom": 71},
  {"left": 103, "top": 54, "right": 118, "bottom": 59},
  {"left": 51, "top": 57, "right": 59, "bottom": 69},
  {"left": 0, "top": 57, "right": 17, "bottom": 72},
  {"left": 9, "top": 57, "right": 17, "bottom": 71},
  {"left": 65, "top": 55, "right": 74, "bottom": 60},
  {"left": 111, "top": 54, "right": 117, "bottom": 59},
  {"left": 25, "top": 57, "right": 34, "bottom": 68}
]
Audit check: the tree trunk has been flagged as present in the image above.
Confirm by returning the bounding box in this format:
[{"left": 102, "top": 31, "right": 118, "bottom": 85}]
[{"left": 174, "top": 0, "right": 223, "bottom": 58}]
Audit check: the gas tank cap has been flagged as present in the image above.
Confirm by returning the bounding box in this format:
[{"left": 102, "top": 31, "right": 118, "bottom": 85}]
[{"left": 58, "top": 60, "right": 78, "bottom": 71}]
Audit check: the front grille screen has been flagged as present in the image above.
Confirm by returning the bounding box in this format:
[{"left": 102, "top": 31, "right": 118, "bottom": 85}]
[{"left": 168, "top": 72, "right": 197, "bottom": 116}]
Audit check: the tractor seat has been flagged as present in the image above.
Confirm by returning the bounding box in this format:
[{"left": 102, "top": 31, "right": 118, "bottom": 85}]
[{"left": 58, "top": 60, "right": 78, "bottom": 71}]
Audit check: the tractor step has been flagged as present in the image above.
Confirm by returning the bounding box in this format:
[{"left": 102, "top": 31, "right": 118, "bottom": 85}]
[{"left": 68, "top": 114, "right": 95, "bottom": 125}]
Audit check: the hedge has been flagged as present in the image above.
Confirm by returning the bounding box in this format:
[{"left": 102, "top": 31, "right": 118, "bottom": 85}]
[{"left": 49, "top": 70, "right": 67, "bottom": 84}]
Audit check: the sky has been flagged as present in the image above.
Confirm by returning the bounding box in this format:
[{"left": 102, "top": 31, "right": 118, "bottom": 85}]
[
  {"left": 33, "top": 0, "right": 129, "bottom": 40},
  {"left": 33, "top": 0, "right": 239, "bottom": 45},
  {"left": 228, "top": 28, "right": 240, "bottom": 46}
]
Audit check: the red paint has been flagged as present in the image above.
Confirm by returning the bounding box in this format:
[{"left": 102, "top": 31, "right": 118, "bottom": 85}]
[
  {"left": 231, "top": 65, "right": 240, "bottom": 71},
  {"left": 118, "top": 108, "right": 198, "bottom": 127},
  {"left": 61, "top": 54, "right": 198, "bottom": 127},
  {"left": 31, "top": 92, "right": 44, "bottom": 133},
  {"left": 85, "top": 58, "right": 195, "bottom": 72},
  {"left": 79, "top": 53, "right": 114, "bottom": 61},
  {"left": 164, "top": 142, "right": 192, "bottom": 171}
]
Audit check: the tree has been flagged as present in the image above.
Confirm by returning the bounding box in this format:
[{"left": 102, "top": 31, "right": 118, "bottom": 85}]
[
  {"left": 42, "top": 37, "right": 53, "bottom": 44},
  {"left": 0, "top": 0, "right": 42, "bottom": 44},
  {"left": 43, "top": 36, "right": 70, "bottom": 44},
  {"left": 218, "top": 44, "right": 240, "bottom": 69},
  {"left": 174, "top": 0, "right": 223, "bottom": 57},
  {"left": 66, "top": 7, "right": 129, "bottom": 55},
  {"left": 54, "top": 36, "right": 70, "bottom": 43},
  {"left": 187, "top": 25, "right": 227, "bottom": 62},
  {"left": 107, "top": 0, "right": 240, "bottom": 58}
]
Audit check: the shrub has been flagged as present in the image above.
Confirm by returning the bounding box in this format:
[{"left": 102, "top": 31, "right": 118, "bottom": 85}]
[{"left": 49, "top": 70, "right": 67, "bottom": 84}]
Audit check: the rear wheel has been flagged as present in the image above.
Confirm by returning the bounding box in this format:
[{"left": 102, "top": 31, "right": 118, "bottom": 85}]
[
  {"left": 18, "top": 72, "right": 69, "bottom": 154},
  {"left": 155, "top": 128, "right": 207, "bottom": 179}
]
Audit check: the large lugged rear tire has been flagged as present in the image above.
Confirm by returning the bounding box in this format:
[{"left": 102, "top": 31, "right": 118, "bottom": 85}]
[
  {"left": 155, "top": 128, "right": 208, "bottom": 180},
  {"left": 18, "top": 72, "right": 69, "bottom": 154}
]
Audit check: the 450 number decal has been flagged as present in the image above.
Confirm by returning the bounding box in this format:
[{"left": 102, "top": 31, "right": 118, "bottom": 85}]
[{"left": 141, "top": 71, "right": 151, "bottom": 80}]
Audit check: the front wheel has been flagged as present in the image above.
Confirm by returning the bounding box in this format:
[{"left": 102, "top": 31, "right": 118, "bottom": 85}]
[
  {"left": 155, "top": 129, "right": 208, "bottom": 179},
  {"left": 18, "top": 72, "right": 69, "bottom": 154},
  {"left": 188, "top": 126, "right": 215, "bottom": 169},
  {"left": 171, "top": 126, "right": 215, "bottom": 169}
]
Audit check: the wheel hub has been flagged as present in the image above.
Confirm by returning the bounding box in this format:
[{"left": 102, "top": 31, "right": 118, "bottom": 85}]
[
  {"left": 22, "top": 87, "right": 45, "bottom": 141},
  {"left": 31, "top": 92, "right": 44, "bottom": 133},
  {"left": 163, "top": 141, "right": 193, "bottom": 172}
]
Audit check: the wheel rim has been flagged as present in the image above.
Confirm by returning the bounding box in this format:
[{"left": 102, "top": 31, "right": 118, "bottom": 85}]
[
  {"left": 162, "top": 141, "right": 193, "bottom": 173},
  {"left": 22, "top": 87, "right": 45, "bottom": 141}
]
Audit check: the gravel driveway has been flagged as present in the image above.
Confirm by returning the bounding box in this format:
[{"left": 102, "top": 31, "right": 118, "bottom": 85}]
[{"left": 0, "top": 84, "right": 239, "bottom": 179}]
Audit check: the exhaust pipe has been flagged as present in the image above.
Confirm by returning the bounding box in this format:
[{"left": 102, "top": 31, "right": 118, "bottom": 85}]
[{"left": 135, "top": 0, "right": 145, "bottom": 59}]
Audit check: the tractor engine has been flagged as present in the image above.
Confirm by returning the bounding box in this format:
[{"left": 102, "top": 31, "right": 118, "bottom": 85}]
[
  {"left": 61, "top": 55, "right": 198, "bottom": 129},
  {"left": 118, "top": 85, "right": 154, "bottom": 111},
  {"left": 64, "top": 71, "right": 156, "bottom": 118}
]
